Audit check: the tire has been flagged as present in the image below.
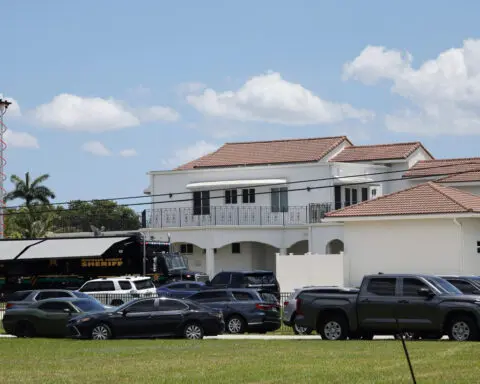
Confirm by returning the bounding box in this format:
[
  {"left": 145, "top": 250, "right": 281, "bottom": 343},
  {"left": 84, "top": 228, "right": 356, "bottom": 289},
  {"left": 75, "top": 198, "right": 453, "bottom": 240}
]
[
  {"left": 91, "top": 323, "right": 112, "bottom": 340},
  {"left": 293, "top": 322, "right": 313, "bottom": 335},
  {"left": 318, "top": 315, "right": 348, "bottom": 340},
  {"left": 226, "top": 315, "right": 246, "bottom": 334},
  {"left": 183, "top": 322, "right": 204, "bottom": 339},
  {"left": 14, "top": 321, "right": 36, "bottom": 338},
  {"left": 110, "top": 300, "right": 124, "bottom": 306},
  {"left": 447, "top": 316, "right": 479, "bottom": 341}
]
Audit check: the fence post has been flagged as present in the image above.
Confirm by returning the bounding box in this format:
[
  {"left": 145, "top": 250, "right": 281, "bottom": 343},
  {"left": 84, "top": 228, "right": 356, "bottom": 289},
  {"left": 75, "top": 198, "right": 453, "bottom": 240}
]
[{"left": 178, "top": 207, "right": 181, "bottom": 227}]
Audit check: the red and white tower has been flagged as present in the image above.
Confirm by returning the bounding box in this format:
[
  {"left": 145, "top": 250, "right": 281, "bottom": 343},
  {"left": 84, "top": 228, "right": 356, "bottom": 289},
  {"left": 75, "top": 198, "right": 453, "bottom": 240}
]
[{"left": 0, "top": 98, "right": 12, "bottom": 239}]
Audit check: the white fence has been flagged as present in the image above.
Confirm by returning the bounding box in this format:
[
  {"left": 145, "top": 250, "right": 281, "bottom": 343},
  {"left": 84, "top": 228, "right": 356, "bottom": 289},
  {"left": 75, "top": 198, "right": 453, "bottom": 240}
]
[{"left": 275, "top": 252, "right": 344, "bottom": 292}]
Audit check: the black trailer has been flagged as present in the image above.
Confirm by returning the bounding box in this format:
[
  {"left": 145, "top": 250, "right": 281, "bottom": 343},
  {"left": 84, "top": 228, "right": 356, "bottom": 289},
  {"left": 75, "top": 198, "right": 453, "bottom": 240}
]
[{"left": 0, "top": 233, "right": 209, "bottom": 294}]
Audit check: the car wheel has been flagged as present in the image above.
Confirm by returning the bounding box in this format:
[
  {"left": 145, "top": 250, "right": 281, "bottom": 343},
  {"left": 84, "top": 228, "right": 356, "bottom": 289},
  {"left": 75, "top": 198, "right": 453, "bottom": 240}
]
[
  {"left": 318, "top": 315, "right": 348, "bottom": 340},
  {"left": 447, "top": 316, "right": 478, "bottom": 341},
  {"left": 293, "top": 322, "right": 313, "bottom": 335},
  {"left": 226, "top": 315, "right": 246, "bottom": 334},
  {"left": 91, "top": 323, "right": 112, "bottom": 340},
  {"left": 14, "top": 321, "right": 36, "bottom": 338},
  {"left": 183, "top": 322, "right": 204, "bottom": 339}
]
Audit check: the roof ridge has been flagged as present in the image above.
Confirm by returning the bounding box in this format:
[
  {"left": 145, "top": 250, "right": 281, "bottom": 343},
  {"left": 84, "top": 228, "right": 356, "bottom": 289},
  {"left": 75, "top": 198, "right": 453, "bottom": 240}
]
[
  {"left": 418, "top": 157, "right": 480, "bottom": 163},
  {"left": 436, "top": 167, "right": 480, "bottom": 182},
  {"left": 326, "top": 181, "right": 433, "bottom": 216},
  {"left": 343, "top": 141, "right": 422, "bottom": 149},
  {"left": 223, "top": 135, "right": 349, "bottom": 145},
  {"left": 430, "top": 181, "right": 480, "bottom": 211}
]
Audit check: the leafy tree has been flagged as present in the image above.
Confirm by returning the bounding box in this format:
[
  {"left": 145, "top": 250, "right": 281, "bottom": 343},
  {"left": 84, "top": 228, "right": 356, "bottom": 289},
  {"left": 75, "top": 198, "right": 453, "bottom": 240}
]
[
  {"left": 4, "top": 172, "right": 55, "bottom": 208},
  {"left": 5, "top": 204, "right": 56, "bottom": 238}
]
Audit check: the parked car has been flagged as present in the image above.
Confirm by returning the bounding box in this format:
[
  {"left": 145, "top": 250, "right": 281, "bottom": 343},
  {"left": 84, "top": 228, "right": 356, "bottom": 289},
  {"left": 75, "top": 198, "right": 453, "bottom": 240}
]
[
  {"left": 2, "top": 297, "right": 107, "bottom": 338},
  {"left": 294, "top": 273, "right": 480, "bottom": 341},
  {"left": 439, "top": 275, "right": 480, "bottom": 295},
  {"left": 77, "top": 276, "right": 158, "bottom": 306},
  {"left": 66, "top": 297, "right": 224, "bottom": 340},
  {"left": 187, "top": 288, "right": 280, "bottom": 334},
  {"left": 156, "top": 281, "right": 207, "bottom": 298},
  {"left": 208, "top": 270, "right": 280, "bottom": 300},
  {"left": 283, "top": 286, "right": 359, "bottom": 335},
  {"left": 5, "top": 289, "right": 111, "bottom": 310}
]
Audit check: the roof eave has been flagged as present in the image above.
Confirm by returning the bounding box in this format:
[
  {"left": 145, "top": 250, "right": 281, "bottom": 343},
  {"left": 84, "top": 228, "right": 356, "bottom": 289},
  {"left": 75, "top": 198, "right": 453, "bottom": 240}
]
[{"left": 322, "top": 212, "right": 480, "bottom": 222}]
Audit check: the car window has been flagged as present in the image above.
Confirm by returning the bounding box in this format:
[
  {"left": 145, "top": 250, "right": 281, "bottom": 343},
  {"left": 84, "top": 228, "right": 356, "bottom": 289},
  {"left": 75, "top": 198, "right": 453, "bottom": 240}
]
[
  {"left": 402, "top": 278, "right": 429, "bottom": 296},
  {"left": 118, "top": 281, "right": 132, "bottom": 290},
  {"left": 211, "top": 273, "right": 230, "bottom": 285},
  {"left": 446, "top": 279, "right": 478, "bottom": 294},
  {"left": 7, "top": 291, "right": 33, "bottom": 301},
  {"left": 189, "top": 291, "right": 231, "bottom": 302},
  {"left": 232, "top": 291, "right": 256, "bottom": 301},
  {"left": 243, "top": 273, "right": 277, "bottom": 285},
  {"left": 72, "top": 291, "right": 91, "bottom": 298},
  {"left": 365, "top": 278, "right": 396, "bottom": 296},
  {"left": 260, "top": 292, "right": 278, "bottom": 303},
  {"left": 133, "top": 279, "right": 155, "bottom": 290},
  {"left": 79, "top": 282, "right": 98, "bottom": 292},
  {"left": 73, "top": 300, "right": 106, "bottom": 312},
  {"left": 97, "top": 281, "right": 115, "bottom": 291},
  {"left": 36, "top": 291, "right": 72, "bottom": 301},
  {"left": 38, "top": 301, "right": 74, "bottom": 312},
  {"left": 169, "top": 283, "right": 188, "bottom": 290},
  {"left": 157, "top": 299, "right": 188, "bottom": 311},
  {"left": 126, "top": 299, "right": 156, "bottom": 313},
  {"left": 230, "top": 274, "right": 244, "bottom": 285}
]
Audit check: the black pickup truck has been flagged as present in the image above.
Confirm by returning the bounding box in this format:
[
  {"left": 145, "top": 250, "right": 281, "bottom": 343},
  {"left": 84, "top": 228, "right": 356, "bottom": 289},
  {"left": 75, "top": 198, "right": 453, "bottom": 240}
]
[{"left": 294, "top": 273, "right": 480, "bottom": 341}]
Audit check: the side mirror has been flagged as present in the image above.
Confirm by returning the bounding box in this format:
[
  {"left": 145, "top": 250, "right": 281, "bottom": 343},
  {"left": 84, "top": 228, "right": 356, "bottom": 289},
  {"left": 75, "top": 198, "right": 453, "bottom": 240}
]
[
  {"left": 418, "top": 287, "right": 434, "bottom": 297},
  {"left": 204, "top": 280, "right": 212, "bottom": 286},
  {"left": 63, "top": 308, "right": 72, "bottom": 316}
]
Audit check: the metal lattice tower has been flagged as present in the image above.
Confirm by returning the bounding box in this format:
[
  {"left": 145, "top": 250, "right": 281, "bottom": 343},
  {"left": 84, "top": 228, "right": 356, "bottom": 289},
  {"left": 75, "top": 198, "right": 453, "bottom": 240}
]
[{"left": 0, "top": 98, "right": 12, "bottom": 239}]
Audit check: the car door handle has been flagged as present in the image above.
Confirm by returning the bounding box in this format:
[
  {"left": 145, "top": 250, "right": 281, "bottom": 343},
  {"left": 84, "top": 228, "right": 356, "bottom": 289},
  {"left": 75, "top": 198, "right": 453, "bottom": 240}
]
[
  {"left": 360, "top": 299, "right": 370, "bottom": 303},
  {"left": 398, "top": 300, "right": 409, "bottom": 304}
]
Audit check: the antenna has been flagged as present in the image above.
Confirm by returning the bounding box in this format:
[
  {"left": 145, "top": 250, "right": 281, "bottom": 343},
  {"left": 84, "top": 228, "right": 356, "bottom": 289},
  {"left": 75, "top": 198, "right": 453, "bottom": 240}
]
[{"left": 395, "top": 318, "right": 417, "bottom": 384}]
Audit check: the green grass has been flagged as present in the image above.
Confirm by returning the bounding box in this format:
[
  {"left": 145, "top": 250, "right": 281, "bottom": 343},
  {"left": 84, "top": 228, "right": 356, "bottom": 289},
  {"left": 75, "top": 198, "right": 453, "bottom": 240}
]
[{"left": 0, "top": 338, "right": 478, "bottom": 383}]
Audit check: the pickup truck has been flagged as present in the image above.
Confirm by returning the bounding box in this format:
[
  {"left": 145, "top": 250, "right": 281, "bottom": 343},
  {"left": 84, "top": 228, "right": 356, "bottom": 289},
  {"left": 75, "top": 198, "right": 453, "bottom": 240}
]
[{"left": 294, "top": 273, "right": 480, "bottom": 341}]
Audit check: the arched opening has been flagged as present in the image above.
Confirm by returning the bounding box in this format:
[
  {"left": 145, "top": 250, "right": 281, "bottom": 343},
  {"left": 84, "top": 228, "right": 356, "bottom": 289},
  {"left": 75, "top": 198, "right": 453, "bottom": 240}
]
[
  {"left": 325, "top": 239, "right": 344, "bottom": 254},
  {"left": 287, "top": 240, "right": 308, "bottom": 255},
  {"left": 170, "top": 242, "right": 204, "bottom": 271}
]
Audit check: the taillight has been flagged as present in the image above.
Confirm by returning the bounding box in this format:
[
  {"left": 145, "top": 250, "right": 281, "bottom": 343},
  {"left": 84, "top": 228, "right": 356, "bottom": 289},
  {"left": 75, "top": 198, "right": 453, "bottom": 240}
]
[
  {"left": 255, "top": 303, "right": 279, "bottom": 311},
  {"left": 5, "top": 303, "right": 13, "bottom": 309},
  {"left": 284, "top": 301, "right": 289, "bottom": 307},
  {"left": 296, "top": 298, "right": 303, "bottom": 315}
]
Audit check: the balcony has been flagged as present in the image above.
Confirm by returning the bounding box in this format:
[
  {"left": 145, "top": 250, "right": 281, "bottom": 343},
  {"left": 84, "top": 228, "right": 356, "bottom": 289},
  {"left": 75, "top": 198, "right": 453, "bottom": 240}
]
[{"left": 143, "top": 203, "right": 333, "bottom": 228}]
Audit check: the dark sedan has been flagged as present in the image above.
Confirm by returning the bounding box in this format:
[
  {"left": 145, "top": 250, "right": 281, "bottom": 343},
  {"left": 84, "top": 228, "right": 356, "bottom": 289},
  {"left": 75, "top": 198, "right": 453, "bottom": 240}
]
[
  {"left": 186, "top": 288, "right": 281, "bottom": 334},
  {"left": 2, "top": 298, "right": 107, "bottom": 338},
  {"left": 156, "top": 281, "right": 207, "bottom": 298},
  {"left": 67, "top": 297, "right": 224, "bottom": 340}
]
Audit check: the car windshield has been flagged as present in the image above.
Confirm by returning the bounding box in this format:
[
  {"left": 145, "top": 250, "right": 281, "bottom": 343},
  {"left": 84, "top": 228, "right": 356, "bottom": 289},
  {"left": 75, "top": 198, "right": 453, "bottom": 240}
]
[
  {"left": 72, "top": 291, "right": 90, "bottom": 298},
  {"left": 260, "top": 292, "right": 278, "bottom": 303},
  {"left": 7, "top": 291, "right": 33, "bottom": 301},
  {"left": 134, "top": 279, "right": 155, "bottom": 290},
  {"left": 164, "top": 253, "right": 188, "bottom": 270},
  {"left": 426, "top": 277, "right": 463, "bottom": 295},
  {"left": 244, "top": 273, "right": 276, "bottom": 285},
  {"left": 74, "top": 299, "right": 106, "bottom": 312}
]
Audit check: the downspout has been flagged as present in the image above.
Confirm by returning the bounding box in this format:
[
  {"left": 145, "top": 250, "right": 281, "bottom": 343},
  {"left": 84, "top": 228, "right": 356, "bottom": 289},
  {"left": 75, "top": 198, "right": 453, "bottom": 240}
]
[{"left": 453, "top": 218, "right": 464, "bottom": 274}]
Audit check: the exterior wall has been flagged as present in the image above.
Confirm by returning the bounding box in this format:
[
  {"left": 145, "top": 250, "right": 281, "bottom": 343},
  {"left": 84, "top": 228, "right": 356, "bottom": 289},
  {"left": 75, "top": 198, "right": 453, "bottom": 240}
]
[
  {"left": 310, "top": 224, "right": 344, "bottom": 254},
  {"left": 275, "top": 253, "right": 344, "bottom": 292},
  {"left": 342, "top": 219, "right": 462, "bottom": 287},
  {"left": 460, "top": 218, "right": 480, "bottom": 274}
]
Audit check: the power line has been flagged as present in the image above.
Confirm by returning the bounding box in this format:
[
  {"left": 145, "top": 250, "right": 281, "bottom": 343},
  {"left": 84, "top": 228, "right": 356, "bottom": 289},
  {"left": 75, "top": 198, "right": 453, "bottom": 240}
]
[
  {"left": 1, "top": 166, "right": 477, "bottom": 217},
  {"left": 4, "top": 161, "right": 479, "bottom": 211}
]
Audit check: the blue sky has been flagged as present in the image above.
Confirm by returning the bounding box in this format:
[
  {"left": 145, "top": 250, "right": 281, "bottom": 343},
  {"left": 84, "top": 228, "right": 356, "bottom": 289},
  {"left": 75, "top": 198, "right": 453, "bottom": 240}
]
[{"left": 3, "top": 0, "right": 480, "bottom": 210}]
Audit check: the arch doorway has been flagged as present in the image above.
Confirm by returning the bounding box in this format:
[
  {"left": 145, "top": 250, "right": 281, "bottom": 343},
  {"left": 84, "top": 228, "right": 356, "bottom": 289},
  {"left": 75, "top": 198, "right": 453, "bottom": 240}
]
[{"left": 325, "top": 239, "right": 344, "bottom": 254}]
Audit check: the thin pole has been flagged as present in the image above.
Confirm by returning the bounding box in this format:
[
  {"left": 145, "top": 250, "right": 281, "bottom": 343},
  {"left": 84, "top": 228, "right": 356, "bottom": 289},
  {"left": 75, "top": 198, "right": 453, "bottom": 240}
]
[
  {"left": 142, "top": 233, "right": 146, "bottom": 276},
  {"left": 0, "top": 101, "right": 10, "bottom": 239}
]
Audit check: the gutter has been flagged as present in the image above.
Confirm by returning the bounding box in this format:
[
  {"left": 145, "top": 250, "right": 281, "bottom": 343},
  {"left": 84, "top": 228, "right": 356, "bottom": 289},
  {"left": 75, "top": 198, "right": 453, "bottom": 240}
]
[{"left": 453, "top": 218, "right": 464, "bottom": 274}]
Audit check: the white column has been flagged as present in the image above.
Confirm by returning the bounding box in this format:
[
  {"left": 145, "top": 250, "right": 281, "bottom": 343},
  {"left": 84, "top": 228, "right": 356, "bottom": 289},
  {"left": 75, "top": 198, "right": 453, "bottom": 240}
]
[
  {"left": 279, "top": 248, "right": 287, "bottom": 255},
  {"left": 205, "top": 248, "right": 215, "bottom": 278}
]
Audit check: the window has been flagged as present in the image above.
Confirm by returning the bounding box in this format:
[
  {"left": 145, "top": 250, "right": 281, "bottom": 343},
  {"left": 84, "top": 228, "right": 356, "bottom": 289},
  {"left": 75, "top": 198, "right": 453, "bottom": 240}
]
[
  {"left": 157, "top": 299, "right": 188, "bottom": 311},
  {"left": 211, "top": 272, "right": 231, "bottom": 285},
  {"left": 477, "top": 241, "right": 480, "bottom": 254},
  {"left": 180, "top": 243, "right": 193, "bottom": 254},
  {"left": 79, "top": 282, "right": 99, "bottom": 292},
  {"left": 402, "top": 278, "right": 429, "bottom": 296},
  {"left": 35, "top": 291, "right": 72, "bottom": 301},
  {"left": 242, "top": 188, "right": 255, "bottom": 203},
  {"left": 7, "top": 291, "right": 33, "bottom": 301},
  {"left": 169, "top": 283, "right": 188, "bottom": 290},
  {"left": 38, "top": 301, "right": 73, "bottom": 312},
  {"left": 126, "top": 299, "right": 156, "bottom": 313},
  {"left": 345, "top": 188, "right": 351, "bottom": 207},
  {"left": 271, "top": 187, "right": 288, "bottom": 213},
  {"left": 232, "top": 243, "right": 241, "bottom": 254},
  {"left": 244, "top": 273, "right": 277, "bottom": 285},
  {"left": 193, "top": 191, "right": 210, "bottom": 215},
  {"left": 118, "top": 281, "right": 132, "bottom": 290},
  {"left": 446, "top": 279, "right": 479, "bottom": 295},
  {"left": 225, "top": 189, "right": 238, "bottom": 204},
  {"left": 97, "top": 281, "right": 115, "bottom": 291},
  {"left": 334, "top": 186, "right": 342, "bottom": 210},
  {"left": 361, "top": 187, "right": 368, "bottom": 202},
  {"left": 189, "top": 291, "right": 231, "bottom": 302},
  {"left": 74, "top": 300, "right": 106, "bottom": 313},
  {"left": 232, "top": 291, "right": 255, "bottom": 301},
  {"left": 352, "top": 189, "right": 358, "bottom": 205},
  {"left": 134, "top": 279, "right": 155, "bottom": 290},
  {"left": 365, "top": 278, "right": 396, "bottom": 296}
]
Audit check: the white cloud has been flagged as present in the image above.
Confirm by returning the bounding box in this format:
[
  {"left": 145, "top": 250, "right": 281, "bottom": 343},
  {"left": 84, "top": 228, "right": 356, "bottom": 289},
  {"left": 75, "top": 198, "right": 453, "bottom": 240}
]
[
  {"left": 32, "top": 93, "right": 180, "bottom": 132},
  {"left": 0, "top": 94, "right": 21, "bottom": 117},
  {"left": 4, "top": 130, "right": 39, "bottom": 148},
  {"left": 119, "top": 148, "right": 137, "bottom": 157},
  {"left": 81, "top": 141, "right": 111, "bottom": 156},
  {"left": 162, "top": 140, "right": 218, "bottom": 168},
  {"left": 186, "top": 71, "right": 374, "bottom": 125},
  {"left": 176, "top": 82, "right": 207, "bottom": 95},
  {"left": 343, "top": 39, "right": 480, "bottom": 135}
]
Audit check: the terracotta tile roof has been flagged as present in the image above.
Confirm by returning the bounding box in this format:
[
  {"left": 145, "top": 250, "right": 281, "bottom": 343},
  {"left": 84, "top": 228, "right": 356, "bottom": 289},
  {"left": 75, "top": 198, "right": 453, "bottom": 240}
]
[
  {"left": 325, "top": 182, "right": 480, "bottom": 218},
  {"left": 329, "top": 142, "right": 433, "bottom": 163},
  {"left": 175, "top": 136, "right": 352, "bottom": 170},
  {"left": 404, "top": 158, "right": 480, "bottom": 178},
  {"left": 436, "top": 168, "right": 480, "bottom": 183}
]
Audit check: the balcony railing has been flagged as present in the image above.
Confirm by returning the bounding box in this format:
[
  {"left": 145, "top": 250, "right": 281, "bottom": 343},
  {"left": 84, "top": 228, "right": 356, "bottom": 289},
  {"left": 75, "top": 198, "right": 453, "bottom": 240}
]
[{"left": 144, "top": 203, "right": 332, "bottom": 228}]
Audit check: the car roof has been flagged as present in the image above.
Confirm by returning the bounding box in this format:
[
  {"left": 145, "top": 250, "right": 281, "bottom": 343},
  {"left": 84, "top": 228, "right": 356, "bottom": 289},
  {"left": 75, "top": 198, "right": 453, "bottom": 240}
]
[
  {"left": 33, "top": 297, "right": 87, "bottom": 304},
  {"left": 365, "top": 273, "right": 442, "bottom": 279},
  {"left": 83, "top": 276, "right": 151, "bottom": 282},
  {"left": 191, "top": 288, "right": 260, "bottom": 294},
  {"left": 217, "top": 270, "right": 274, "bottom": 274}
]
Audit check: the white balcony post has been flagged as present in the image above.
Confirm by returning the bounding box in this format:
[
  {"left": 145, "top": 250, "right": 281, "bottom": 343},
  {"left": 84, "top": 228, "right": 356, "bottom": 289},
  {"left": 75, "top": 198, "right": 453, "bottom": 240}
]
[{"left": 206, "top": 248, "right": 215, "bottom": 278}]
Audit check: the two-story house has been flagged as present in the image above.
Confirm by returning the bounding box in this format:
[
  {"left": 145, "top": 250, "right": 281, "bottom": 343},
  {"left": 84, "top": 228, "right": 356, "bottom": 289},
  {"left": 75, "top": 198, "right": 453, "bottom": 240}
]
[{"left": 142, "top": 136, "right": 434, "bottom": 277}]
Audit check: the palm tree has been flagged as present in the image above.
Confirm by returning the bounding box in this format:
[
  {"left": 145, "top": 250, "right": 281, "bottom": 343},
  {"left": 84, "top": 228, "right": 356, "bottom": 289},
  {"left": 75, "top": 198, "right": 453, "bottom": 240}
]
[{"left": 4, "top": 172, "right": 55, "bottom": 207}]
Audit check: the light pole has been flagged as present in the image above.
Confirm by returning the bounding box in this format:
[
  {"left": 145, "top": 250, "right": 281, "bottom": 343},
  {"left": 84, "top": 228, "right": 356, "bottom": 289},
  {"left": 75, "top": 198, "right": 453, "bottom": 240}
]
[
  {"left": 0, "top": 98, "right": 12, "bottom": 239},
  {"left": 141, "top": 232, "right": 147, "bottom": 276}
]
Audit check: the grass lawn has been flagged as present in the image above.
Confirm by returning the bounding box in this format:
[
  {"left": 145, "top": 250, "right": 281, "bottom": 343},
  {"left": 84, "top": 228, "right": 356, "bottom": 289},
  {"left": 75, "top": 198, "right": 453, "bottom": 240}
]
[{"left": 0, "top": 338, "right": 478, "bottom": 383}]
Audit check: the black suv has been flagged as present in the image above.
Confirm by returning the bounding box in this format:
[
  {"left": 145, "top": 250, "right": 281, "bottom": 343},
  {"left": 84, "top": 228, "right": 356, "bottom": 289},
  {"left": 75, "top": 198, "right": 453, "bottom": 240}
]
[
  {"left": 439, "top": 275, "right": 480, "bottom": 295},
  {"left": 208, "top": 270, "right": 280, "bottom": 300}
]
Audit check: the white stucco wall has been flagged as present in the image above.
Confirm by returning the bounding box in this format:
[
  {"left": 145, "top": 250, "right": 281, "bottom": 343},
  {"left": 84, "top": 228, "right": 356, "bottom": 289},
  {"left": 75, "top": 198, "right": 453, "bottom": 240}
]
[
  {"left": 461, "top": 218, "right": 480, "bottom": 274},
  {"left": 342, "top": 219, "right": 462, "bottom": 287}
]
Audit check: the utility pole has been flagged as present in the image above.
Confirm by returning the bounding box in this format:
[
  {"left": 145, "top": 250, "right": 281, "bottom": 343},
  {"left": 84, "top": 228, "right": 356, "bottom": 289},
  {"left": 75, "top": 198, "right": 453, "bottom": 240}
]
[{"left": 0, "top": 98, "right": 12, "bottom": 239}]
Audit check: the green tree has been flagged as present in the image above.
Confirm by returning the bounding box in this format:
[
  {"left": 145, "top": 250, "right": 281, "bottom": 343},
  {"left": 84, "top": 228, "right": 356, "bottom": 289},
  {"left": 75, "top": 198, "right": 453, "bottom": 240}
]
[{"left": 4, "top": 172, "right": 55, "bottom": 208}]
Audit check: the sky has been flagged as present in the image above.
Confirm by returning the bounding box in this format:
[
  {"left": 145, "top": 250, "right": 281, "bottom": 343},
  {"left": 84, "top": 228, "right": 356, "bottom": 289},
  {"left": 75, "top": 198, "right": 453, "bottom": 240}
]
[{"left": 3, "top": 0, "right": 480, "bottom": 210}]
